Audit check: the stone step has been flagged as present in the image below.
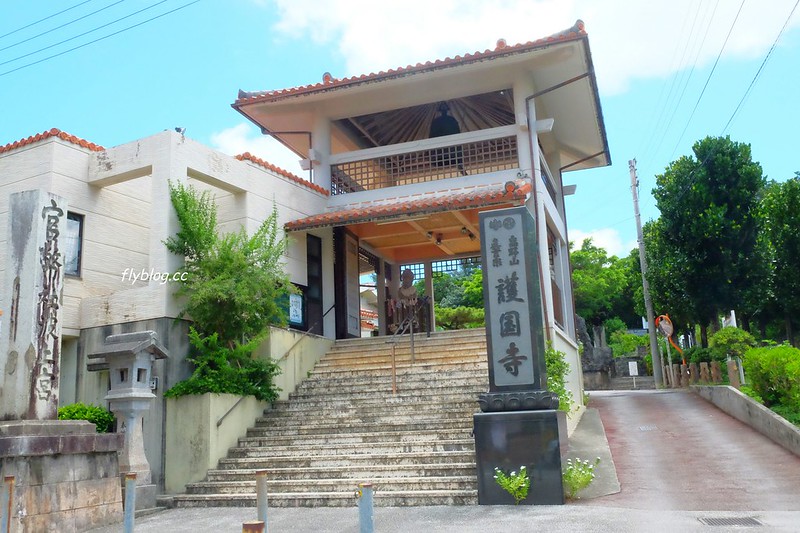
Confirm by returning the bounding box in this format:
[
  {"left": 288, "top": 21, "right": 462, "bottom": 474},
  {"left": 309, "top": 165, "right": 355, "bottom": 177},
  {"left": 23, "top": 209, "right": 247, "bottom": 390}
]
[
  {"left": 296, "top": 368, "right": 487, "bottom": 387},
  {"left": 610, "top": 376, "right": 656, "bottom": 390},
  {"left": 256, "top": 408, "right": 478, "bottom": 424},
  {"left": 205, "top": 463, "right": 477, "bottom": 482},
  {"left": 315, "top": 348, "right": 486, "bottom": 367},
  {"left": 270, "top": 393, "right": 481, "bottom": 411},
  {"left": 247, "top": 419, "right": 473, "bottom": 437},
  {"left": 294, "top": 374, "right": 487, "bottom": 395},
  {"left": 333, "top": 329, "right": 485, "bottom": 347},
  {"left": 238, "top": 429, "right": 473, "bottom": 448},
  {"left": 290, "top": 379, "right": 488, "bottom": 403},
  {"left": 186, "top": 476, "right": 475, "bottom": 495},
  {"left": 171, "top": 490, "right": 478, "bottom": 508},
  {"left": 229, "top": 439, "right": 475, "bottom": 458},
  {"left": 322, "top": 342, "right": 487, "bottom": 360},
  {"left": 217, "top": 450, "right": 476, "bottom": 470},
  {"left": 309, "top": 360, "right": 485, "bottom": 377}
]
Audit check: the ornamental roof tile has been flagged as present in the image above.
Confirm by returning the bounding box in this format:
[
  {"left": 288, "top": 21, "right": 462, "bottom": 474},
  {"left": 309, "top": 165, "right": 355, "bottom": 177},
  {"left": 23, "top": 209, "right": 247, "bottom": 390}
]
[
  {"left": 0, "top": 128, "right": 104, "bottom": 155},
  {"left": 235, "top": 21, "right": 587, "bottom": 106},
  {"left": 285, "top": 178, "right": 531, "bottom": 231},
  {"left": 235, "top": 152, "right": 330, "bottom": 196}
]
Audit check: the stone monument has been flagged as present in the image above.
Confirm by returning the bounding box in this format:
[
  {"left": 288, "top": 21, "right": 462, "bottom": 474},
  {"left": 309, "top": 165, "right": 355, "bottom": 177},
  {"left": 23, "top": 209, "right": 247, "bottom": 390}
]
[
  {"left": 89, "top": 331, "right": 168, "bottom": 510},
  {"left": 0, "top": 190, "right": 123, "bottom": 531},
  {"left": 473, "top": 206, "right": 564, "bottom": 505}
]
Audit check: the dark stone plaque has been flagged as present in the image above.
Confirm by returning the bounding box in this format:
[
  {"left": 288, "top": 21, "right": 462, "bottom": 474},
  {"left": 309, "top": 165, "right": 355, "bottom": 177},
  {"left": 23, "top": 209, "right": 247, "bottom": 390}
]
[{"left": 474, "top": 410, "right": 564, "bottom": 505}]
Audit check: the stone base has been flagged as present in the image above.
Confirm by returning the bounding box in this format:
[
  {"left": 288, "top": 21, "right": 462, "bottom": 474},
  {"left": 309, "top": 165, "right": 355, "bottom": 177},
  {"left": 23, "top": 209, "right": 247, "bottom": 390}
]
[
  {"left": 123, "top": 481, "right": 158, "bottom": 511},
  {"left": 583, "top": 370, "right": 611, "bottom": 390},
  {"left": 0, "top": 420, "right": 124, "bottom": 532},
  {"left": 473, "top": 410, "right": 564, "bottom": 505}
]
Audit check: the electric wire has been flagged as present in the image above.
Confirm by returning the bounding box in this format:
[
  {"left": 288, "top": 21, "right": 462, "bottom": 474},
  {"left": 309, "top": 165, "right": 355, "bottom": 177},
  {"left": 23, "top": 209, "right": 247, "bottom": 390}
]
[
  {"left": 721, "top": 0, "right": 800, "bottom": 133},
  {"left": 0, "top": 0, "right": 200, "bottom": 78},
  {"left": 0, "top": 0, "right": 167, "bottom": 68},
  {"left": 648, "top": 0, "right": 799, "bottom": 220},
  {"left": 668, "top": 0, "right": 747, "bottom": 158},
  {"left": 0, "top": 0, "right": 125, "bottom": 54},
  {"left": 646, "top": 0, "right": 721, "bottom": 163},
  {"left": 0, "top": 0, "right": 95, "bottom": 41}
]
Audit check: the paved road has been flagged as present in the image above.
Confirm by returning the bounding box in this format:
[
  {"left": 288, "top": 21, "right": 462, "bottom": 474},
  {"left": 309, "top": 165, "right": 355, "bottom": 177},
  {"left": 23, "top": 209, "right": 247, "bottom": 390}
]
[
  {"left": 88, "top": 389, "right": 800, "bottom": 532},
  {"left": 586, "top": 389, "right": 800, "bottom": 511}
]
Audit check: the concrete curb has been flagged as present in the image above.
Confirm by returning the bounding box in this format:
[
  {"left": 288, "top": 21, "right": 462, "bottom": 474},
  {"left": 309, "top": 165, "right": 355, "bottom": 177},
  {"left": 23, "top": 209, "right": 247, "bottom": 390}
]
[{"left": 693, "top": 385, "right": 800, "bottom": 458}]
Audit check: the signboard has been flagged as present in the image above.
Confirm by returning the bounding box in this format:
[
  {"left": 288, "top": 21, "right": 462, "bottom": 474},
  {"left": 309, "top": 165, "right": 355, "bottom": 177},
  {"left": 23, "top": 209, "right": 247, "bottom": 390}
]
[
  {"left": 628, "top": 361, "right": 639, "bottom": 377},
  {"left": 289, "top": 293, "right": 304, "bottom": 325},
  {"left": 480, "top": 206, "right": 547, "bottom": 391}
]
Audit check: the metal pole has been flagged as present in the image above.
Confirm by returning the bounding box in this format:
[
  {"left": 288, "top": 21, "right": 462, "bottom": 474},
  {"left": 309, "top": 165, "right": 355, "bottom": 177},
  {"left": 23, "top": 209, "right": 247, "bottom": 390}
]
[
  {"left": 123, "top": 472, "right": 137, "bottom": 533},
  {"left": 256, "top": 470, "right": 268, "bottom": 531},
  {"left": 391, "top": 344, "right": 397, "bottom": 395},
  {"left": 630, "top": 159, "right": 665, "bottom": 388},
  {"left": 357, "top": 483, "right": 374, "bottom": 533},
  {"left": 1, "top": 476, "right": 14, "bottom": 533}
]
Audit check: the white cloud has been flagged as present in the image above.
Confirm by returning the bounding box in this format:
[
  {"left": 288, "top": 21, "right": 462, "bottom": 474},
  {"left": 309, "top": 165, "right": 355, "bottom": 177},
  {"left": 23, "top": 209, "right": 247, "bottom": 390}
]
[
  {"left": 570, "top": 228, "right": 637, "bottom": 257},
  {"left": 267, "top": 0, "right": 800, "bottom": 95},
  {"left": 210, "top": 123, "right": 307, "bottom": 177}
]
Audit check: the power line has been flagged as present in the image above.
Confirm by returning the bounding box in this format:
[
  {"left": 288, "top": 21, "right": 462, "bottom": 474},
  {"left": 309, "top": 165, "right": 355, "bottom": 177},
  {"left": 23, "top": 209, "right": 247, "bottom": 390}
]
[
  {"left": 0, "top": 0, "right": 126, "bottom": 54},
  {"left": 0, "top": 0, "right": 95, "bottom": 41},
  {"left": 721, "top": 0, "right": 800, "bottom": 133},
  {"left": 646, "top": 0, "right": 721, "bottom": 163},
  {"left": 0, "top": 1, "right": 167, "bottom": 68},
  {"left": 669, "top": 0, "right": 748, "bottom": 158},
  {"left": 0, "top": 0, "right": 201, "bottom": 78}
]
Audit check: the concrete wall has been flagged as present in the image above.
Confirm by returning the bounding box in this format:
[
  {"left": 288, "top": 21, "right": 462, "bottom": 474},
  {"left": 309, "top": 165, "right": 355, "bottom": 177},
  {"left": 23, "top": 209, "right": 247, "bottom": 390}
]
[
  {"left": 553, "top": 327, "right": 585, "bottom": 436},
  {"left": 164, "top": 393, "right": 270, "bottom": 494},
  {"left": 77, "top": 317, "right": 193, "bottom": 491},
  {"left": 694, "top": 385, "right": 800, "bottom": 458},
  {"left": 257, "top": 327, "right": 335, "bottom": 401}
]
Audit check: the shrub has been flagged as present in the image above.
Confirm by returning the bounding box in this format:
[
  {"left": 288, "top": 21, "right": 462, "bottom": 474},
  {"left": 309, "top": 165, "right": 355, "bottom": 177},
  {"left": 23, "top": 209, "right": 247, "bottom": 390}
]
[
  {"left": 494, "top": 466, "right": 530, "bottom": 505},
  {"left": 562, "top": 457, "right": 600, "bottom": 500},
  {"left": 709, "top": 327, "right": 756, "bottom": 362},
  {"left": 683, "top": 345, "right": 713, "bottom": 364},
  {"left": 58, "top": 403, "right": 115, "bottom": 433},
  {"left": 545, "top": 343, "right": 575, "bottom": 414},
  {"left": 608, "top": 330, "right": 649, "bottom": 358},
  {"left": 742, "top": 344, "right": 800, "bottom": 410},
  {"left": 434, "top": 305, "right": 485, "bottom": 330},
  {"left": 164, "top": 328, "right": 281, "bottom": 403}
]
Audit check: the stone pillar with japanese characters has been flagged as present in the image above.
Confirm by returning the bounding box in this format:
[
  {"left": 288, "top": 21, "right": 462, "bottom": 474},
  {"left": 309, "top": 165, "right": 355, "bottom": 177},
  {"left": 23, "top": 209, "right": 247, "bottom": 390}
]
[
  {"left": 473, "top": 206, "right": 564, "bottom": 505},
  {"left": 0, "top": 190, "right": 69, "bottom": 421}
]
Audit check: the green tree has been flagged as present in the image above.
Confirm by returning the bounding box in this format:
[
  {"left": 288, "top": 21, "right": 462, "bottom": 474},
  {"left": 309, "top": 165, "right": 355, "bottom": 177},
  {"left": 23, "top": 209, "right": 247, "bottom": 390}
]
[
  {"left": 164, "top": 182, "right": 291, "bottom": 400},
  {"left": 761, "top": 175, "right": 800, "bottom": 345},
  {"left": 570, "top": 238, "right": 627, "bottom": 328},
  {"left": 165, "top": 182, "right": 293, "bottom": 347},
  {"left": 652, "top": 136, "right": 765, "bottom": 345}
]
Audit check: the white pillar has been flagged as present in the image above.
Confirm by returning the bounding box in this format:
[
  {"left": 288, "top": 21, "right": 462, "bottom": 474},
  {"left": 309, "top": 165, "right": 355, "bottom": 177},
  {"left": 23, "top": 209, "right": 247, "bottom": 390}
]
[
  {"left": 312, "top": 114, "right": 332, "bottom": 191},
  {"left": 514, "top": 77, "right": 555, "bottom": 333}
]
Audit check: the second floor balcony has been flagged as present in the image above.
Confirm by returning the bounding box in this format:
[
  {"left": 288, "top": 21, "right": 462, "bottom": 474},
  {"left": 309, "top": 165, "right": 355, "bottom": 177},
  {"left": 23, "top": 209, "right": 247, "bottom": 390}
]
[{"left": 329, "top": 125, "right": 519, "bottom": 196}]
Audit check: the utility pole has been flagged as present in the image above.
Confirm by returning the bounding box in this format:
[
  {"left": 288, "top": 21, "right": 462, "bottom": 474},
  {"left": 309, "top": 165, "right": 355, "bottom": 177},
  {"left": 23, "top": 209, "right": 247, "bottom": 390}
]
[{"left": 629, "top": 159, "right": 664, "bottom": 388}]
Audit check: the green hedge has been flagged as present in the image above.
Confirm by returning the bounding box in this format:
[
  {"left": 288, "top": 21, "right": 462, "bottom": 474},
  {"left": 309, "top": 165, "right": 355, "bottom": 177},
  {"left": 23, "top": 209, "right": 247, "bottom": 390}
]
[
  {"left": 57, "top": 403, "right": 116, "bottom": 433},
  {"left": 742, "top": 344, "right": 800, "bottom": 410}
]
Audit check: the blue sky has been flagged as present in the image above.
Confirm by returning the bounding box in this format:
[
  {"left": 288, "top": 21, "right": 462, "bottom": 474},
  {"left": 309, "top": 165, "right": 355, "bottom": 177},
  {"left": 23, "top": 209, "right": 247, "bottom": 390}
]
[{"left": 2, "top": 0, "right": 798, "bottom": 257}]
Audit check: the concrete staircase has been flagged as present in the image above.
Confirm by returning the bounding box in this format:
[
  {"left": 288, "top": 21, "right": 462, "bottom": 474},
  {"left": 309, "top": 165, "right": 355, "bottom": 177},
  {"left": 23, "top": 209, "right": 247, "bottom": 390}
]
[
  {"left": 171, "top": 328, "right": 489, "bottom": 507},
  {"left": 610, "top": 375, "right": 656, "bottom": 390}
]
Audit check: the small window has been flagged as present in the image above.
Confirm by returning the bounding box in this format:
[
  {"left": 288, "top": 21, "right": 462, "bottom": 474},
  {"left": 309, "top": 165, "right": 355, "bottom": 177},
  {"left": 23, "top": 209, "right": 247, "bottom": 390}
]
[{"left": 63, "top": 212, "right": 83, "bottom": 276}]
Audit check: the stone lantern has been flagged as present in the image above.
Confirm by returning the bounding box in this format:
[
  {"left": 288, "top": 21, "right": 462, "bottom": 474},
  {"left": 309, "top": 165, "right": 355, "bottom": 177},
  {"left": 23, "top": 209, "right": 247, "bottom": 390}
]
[{"left": 88, "top": 331, "right": 168, "bottom": 510}]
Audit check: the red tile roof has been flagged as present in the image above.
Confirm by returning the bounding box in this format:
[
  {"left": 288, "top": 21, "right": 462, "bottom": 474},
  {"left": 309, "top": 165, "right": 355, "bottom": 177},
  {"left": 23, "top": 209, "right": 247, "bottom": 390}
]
[
  {"left": 285, "top": 178, "right": 531, "bottom": 231},
  {"left": 235, "top": 152, "right": 330, "bottom": 196},
  {"left": 235, "top": 21, "right": 586, "bottom": 107},
  {"left": 0, "top": 128, "right": 104, "bottom": 155}
]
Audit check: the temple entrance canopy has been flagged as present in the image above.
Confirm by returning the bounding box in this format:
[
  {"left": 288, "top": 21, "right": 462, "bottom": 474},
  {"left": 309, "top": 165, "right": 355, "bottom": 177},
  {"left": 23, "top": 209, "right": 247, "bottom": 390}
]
[{"left": 287, "top": 178, "right": 531, "bottom": 338}]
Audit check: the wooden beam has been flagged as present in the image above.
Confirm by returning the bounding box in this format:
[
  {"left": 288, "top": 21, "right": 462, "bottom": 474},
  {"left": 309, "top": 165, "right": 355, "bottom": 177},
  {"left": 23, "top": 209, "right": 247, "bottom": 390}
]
[{"left": 453, "top": 211, "right": 479, "bottom": 237}]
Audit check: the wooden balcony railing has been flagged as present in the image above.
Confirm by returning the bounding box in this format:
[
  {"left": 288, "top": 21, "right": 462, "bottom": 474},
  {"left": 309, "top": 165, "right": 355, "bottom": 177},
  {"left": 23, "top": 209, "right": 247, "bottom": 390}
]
[{"left": 329, "top": 125, "right": 519, "bottom": 195}]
